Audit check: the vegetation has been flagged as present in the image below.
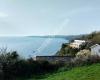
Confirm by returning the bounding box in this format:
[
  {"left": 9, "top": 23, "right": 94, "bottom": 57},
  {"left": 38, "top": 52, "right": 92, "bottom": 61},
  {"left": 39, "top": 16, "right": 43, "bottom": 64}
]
[
  {"left": 0, "top": 31, "right": 100, "bottom": 80},
  {"left": 56, "top": 31, "right": 100, "bottom": 56},
  {"left": 0, "top": 49, "right": 64, "bottom": 80},
  {"left": 0, "top": 48, "right": 99, "bottom": 80},
  {"left": 79, "top": 31, "right": 100, "bottom": 44},
  {"left": 76, "top": 49, "right": 91, "bottom": 59},
  {"left": 40, "top": 63, "right": 100, "bottom": 80},
  {"left": 56, "top": 43, "right": 79, "bottom": 56},
  {"left": 24, "top": 55, "right": 100, "bottom": 80}
]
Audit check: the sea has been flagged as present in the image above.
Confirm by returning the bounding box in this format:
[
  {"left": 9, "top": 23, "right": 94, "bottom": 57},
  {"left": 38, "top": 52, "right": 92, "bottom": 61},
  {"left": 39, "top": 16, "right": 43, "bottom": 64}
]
[{"left": 0, "top": 37, "right": 68, "bottom": 58}]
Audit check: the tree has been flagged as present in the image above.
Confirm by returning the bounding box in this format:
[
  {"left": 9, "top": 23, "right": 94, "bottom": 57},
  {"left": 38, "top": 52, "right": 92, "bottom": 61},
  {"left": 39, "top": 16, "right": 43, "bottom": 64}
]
[{"left": 76, "top": 49, "right": 91, "bottom": 59}]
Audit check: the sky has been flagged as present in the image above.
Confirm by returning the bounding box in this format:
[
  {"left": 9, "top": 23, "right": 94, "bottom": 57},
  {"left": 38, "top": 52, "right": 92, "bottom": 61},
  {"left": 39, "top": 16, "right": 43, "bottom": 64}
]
[{"left": 0, "top": 0, "right": 100, "bottom": 36}]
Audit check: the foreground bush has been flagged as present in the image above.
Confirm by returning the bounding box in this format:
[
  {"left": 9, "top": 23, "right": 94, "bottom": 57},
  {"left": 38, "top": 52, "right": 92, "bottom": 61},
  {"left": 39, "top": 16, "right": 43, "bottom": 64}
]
[
  {"left": 57, "top": 55, "right": 100, "bottom": 72},
  {"left": 0, "top": 49, "right": 62, "bottom": 80},
  {"left": 0, "top": 48, "right": 100, "bottom": 80}
]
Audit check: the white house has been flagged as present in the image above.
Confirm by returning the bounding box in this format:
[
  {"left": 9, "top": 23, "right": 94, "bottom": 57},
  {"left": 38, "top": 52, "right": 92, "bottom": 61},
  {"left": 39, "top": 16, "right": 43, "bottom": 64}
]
[
  {"left": 69, "top": 40, "right": 86, "bottom": 48},
  {"left": 90, "top": 44, "right": 100, "bottom": 56}
]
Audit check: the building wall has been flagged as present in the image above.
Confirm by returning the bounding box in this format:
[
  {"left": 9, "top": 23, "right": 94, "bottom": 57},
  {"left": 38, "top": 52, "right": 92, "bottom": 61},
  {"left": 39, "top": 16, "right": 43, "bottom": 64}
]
[
  {"left": 70, "top": 43, "right": 80, "bottom": 48},
  {"left": 36, "top": 56, "right": 74, "bottom": 63},
  {"left": 91, "top": 46, "right": 100, "bottom": 56},
  {"left": 69, "top": 40, "right": 86, "bottom": 48}
]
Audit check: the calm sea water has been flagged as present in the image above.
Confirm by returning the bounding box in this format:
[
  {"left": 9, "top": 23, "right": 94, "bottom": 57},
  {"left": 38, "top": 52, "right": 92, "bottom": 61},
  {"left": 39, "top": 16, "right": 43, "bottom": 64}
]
[{"left": 0, "top": 37, "right": 68, "bottom": 58}]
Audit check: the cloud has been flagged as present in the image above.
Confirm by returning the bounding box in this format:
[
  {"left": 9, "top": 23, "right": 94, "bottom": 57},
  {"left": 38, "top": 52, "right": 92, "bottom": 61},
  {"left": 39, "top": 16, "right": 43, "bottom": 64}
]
[{"left": 0, "top": 12, "right": 8, "bottom": 18}]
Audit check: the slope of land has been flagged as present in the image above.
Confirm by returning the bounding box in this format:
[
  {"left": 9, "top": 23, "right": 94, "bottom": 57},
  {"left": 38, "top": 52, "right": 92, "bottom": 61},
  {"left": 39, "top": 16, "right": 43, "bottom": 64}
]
[
  {"left": 28, "top": 35, "right": 80, "bottom": 40},
  {"left": 78, "top": 31, "right": 100, "bottom": 44},
  {"left": 56, "top": 31, "right": 100, "bottom": 56},
  {"left": 39, "top": 63, "right": 100, "bottom": 80}
]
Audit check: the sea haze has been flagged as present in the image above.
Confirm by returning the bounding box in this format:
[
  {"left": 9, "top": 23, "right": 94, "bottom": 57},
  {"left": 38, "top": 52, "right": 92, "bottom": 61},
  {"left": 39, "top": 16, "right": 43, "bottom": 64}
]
[{"left": 0, "top": 36, "right": 68, "bottom": 58}]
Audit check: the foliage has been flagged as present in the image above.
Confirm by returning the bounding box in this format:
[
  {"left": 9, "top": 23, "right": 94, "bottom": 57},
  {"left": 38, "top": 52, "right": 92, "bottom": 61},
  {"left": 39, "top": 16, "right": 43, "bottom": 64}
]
[
  {"left": 57, "top": 31, "right": 100, "bottom": 56},
  {"left": 0, "top": 48, "right": 100, "bottom": 80},
  {"left": 41, "top": 63, "right": 100, "bottom": 80},
  {"left": 0, "top": 49, "right": 62, "bottom": 80},
  {"left": 57, "top": 44, "right": 79, "bottom": 56},
  {"left": 80, "top": 31, "right": 100, "bottom": 44},
  {"left": 76, "top": 49, "right": 91, "bottom": 59}
]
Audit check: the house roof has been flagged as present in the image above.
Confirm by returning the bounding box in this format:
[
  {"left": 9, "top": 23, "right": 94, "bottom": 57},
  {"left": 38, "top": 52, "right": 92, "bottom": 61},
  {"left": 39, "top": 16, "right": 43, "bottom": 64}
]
[{"left": 74, "top": 40, "right": 85, "bottom": 43}]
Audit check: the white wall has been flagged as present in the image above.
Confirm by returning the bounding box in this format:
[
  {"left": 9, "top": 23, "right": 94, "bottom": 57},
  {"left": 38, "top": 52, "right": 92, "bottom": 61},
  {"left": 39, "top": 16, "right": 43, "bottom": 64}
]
[{"left": 91, "top": 46, "right": 100, "bottom": 56}]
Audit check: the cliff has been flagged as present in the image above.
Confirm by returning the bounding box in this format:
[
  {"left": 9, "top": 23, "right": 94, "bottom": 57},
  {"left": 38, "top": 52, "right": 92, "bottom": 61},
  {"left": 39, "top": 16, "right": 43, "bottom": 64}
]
[{"left": 56, "top": 31, "right": 100, "bottom": 56}]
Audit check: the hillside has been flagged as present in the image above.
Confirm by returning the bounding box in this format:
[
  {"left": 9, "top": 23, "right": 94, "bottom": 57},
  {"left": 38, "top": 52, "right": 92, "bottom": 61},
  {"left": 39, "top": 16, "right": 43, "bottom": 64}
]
[
  {"left": 56, "top": 31, "right": 100, "bottom": 56},
  {"left": 79, "top": 31, "right": 100, "bottom": 44},
  {"left": 28, "top": 35, "right": 80, "bottom": 40},
  {"left": 40, "top": 63, "right": 100, "bottom": 80}
]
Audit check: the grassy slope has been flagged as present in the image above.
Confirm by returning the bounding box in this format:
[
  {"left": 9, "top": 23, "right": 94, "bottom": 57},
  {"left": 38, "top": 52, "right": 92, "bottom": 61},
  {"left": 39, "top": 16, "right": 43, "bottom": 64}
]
[{"left": 39, "top": 63, "right": 100, "bottom": 80}]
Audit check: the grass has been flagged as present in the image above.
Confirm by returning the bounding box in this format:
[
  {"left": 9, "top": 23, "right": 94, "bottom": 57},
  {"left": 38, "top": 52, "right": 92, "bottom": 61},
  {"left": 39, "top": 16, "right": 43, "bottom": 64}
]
[
  {"left": 28, "top": 63, "right": 100, "bottom": 80},
  {"left": 43, "top": 63, "right": 100, "bottom": 80}
]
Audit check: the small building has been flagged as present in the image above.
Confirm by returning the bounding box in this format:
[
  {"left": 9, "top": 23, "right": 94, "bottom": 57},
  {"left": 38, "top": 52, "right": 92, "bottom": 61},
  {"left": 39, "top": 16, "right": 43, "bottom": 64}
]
[
  {"left": 36, "top": 56, "right": 75, "bottom": 63},
  {"left": 90, "top": 44, "right": 100, "bottom": 56},
  {"left": 69, "top": 40, "right": 86, "bottom": 48}
]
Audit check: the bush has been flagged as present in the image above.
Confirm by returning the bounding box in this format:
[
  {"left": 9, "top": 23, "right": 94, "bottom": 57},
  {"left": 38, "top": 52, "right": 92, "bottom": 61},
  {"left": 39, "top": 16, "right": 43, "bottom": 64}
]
[
  {"left": 0, "top": 49, "right": 63, "bottom": 80},
  {"left": 76, "top": 49, "right": 91, "bottom": 59},
  {"left": 73, "top": 55, "right": 100, "bottom": 67},
  {"left": 0, "top": 48, "right": 100, "bottom": 80}
]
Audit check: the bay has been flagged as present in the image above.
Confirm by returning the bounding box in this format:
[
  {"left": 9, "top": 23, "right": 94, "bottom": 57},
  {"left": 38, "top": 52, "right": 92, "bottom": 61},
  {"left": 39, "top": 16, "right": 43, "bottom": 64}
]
[{"left": 0, "top": 37, "right": 68, "bottom": 58}]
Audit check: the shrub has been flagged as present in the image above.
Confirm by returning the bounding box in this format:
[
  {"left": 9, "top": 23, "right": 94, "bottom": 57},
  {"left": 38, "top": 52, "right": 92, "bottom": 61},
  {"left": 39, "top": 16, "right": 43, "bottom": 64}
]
[
  {"left": 76, "top": 49, "right": 91, "bottom": 59},
  {"left": 73, "top": 55, "right": 100, "bottom": 67}
]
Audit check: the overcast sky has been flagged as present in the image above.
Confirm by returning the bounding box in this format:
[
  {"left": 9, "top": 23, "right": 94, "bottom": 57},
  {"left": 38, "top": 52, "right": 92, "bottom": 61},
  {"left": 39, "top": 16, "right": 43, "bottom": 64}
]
[{"left": 0, "top": 0, "right": 100, "bottom": 36}]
